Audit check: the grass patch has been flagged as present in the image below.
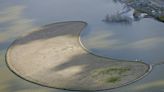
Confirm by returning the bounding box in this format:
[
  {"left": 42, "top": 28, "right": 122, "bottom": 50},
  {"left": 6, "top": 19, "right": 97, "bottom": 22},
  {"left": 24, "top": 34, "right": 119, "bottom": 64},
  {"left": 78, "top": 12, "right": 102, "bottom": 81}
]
[
  {"left": 92, "top": 67, "right": 131, "bottom": 84},
  {"left": 158, "top": 16, "right": 164, "bottom": 21},
  {"left": 94, "top": 67, "right": 130, "bottom": 76},
  {"left": 106, "top": 76, "right": 120, "bottom": 83}
]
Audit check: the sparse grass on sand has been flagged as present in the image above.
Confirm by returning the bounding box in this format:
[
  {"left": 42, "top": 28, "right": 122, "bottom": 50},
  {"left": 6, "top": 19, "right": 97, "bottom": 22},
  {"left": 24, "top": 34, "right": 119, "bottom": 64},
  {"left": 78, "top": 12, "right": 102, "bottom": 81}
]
[
  {"left": 92, "top": 67, "right": 131, "bottom": 83},
  {"left": 93, "top": 67, "right": 130, "bottom": 75},
  {"left": 106, "top": 76, "right": 121, "bottom": 83}
]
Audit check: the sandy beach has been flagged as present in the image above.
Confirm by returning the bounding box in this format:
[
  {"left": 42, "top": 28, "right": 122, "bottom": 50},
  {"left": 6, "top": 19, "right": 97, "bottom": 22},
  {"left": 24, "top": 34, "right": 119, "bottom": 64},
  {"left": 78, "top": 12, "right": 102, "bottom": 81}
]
[{"left": 6, "top": 21, "right": 150, "bottom": 91}]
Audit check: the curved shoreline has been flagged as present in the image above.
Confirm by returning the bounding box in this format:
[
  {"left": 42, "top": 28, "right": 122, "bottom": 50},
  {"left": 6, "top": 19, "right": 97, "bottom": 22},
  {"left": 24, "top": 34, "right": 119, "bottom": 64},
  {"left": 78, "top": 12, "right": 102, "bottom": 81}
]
[{"left": 6, "top": 21, "right": 150, "bottom": 91}]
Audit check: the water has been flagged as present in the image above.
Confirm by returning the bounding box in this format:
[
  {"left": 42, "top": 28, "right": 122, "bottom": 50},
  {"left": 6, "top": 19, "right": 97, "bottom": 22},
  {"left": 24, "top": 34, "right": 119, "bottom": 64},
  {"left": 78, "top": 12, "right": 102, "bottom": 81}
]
[
  {"left": 0, "top": 0, "right": 164, "bottom": 92},
  {"left": 80, "top": 18, "right": 164, "bottom": 63}
]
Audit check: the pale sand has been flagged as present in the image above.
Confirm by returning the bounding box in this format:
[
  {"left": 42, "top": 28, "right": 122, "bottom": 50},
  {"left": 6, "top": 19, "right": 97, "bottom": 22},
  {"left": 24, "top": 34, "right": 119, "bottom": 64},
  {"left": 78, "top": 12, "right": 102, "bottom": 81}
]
[{"left": 6, "top": 21, "right": 150, "bottom": 91}]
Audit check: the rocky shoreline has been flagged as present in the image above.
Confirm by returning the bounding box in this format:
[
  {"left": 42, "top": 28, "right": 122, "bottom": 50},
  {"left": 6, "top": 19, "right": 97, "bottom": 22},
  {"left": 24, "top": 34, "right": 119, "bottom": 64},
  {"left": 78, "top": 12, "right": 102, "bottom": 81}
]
[{"left": 110, "top": 0, "right": 164, "bottom": 22}]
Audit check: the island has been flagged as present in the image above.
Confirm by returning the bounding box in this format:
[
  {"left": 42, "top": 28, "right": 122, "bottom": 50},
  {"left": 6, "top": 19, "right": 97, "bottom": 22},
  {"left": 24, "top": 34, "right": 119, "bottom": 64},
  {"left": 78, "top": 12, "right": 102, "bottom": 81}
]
[{"left": 6, "top": 21, "right": 151, "bottom": 91}]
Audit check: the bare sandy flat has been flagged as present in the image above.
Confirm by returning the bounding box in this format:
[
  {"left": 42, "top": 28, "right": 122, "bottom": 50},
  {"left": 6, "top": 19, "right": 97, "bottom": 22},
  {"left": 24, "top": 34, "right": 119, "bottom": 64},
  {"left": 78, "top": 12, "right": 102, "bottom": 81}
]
[{"left": 6, "top": 21, "right": 150, "bottom": 91}]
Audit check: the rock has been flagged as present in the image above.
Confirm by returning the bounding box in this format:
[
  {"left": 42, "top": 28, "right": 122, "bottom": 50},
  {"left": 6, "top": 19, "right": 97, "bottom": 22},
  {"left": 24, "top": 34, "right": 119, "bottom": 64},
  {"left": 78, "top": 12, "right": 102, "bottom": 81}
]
[{"left": 114, "top": 0, "right": 164, "bottom": 22}]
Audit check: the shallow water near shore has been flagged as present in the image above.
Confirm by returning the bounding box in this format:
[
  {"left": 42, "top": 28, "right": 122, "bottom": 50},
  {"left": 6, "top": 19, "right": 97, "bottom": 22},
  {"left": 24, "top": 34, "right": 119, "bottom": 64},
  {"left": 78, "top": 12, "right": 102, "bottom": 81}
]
[
  {"left": 0, "top": 0, "right": 164, "bottom": 92},
  {"left": 80, "top": 18, "right": 164, "bottom": 64}
]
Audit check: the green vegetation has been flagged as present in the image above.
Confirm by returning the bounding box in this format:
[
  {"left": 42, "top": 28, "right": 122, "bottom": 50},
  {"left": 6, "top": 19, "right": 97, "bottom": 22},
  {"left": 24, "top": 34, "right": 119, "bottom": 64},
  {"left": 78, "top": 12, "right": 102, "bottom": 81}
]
[
  {"left": 158, "top": 16, "right": 164, "bottom": 22},
  {"left": 94, "top": 67, "right": 130, "bottom": 76},
  {"left": 92, "top": 67, "right": 131, "bottom": 83},
  {"left": 106, "top": 76, "right": 121, "bottom": 83}
]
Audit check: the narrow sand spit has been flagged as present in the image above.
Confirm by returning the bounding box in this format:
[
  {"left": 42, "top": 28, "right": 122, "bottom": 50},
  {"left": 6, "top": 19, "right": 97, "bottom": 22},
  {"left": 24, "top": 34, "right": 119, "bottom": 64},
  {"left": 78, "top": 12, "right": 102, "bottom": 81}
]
[{"left": 6, "top": 21, "right": 150, "bottom": 91}]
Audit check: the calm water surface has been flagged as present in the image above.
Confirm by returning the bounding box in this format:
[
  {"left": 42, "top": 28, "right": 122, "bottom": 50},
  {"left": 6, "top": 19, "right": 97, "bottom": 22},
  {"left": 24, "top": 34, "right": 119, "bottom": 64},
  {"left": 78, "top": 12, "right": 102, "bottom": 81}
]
[{"left": 0, "top": 0, "right": 164, "bottom": 92}]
